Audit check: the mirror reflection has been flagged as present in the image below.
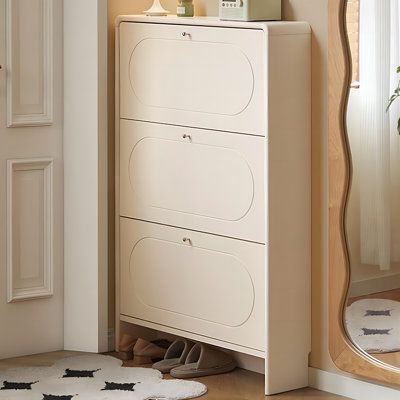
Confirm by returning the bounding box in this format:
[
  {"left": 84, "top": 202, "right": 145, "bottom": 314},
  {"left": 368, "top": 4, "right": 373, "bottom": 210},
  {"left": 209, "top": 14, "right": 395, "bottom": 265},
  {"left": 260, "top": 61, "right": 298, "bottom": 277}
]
[{"left": 345, "top": 0, "right": 400, "bottom": 369}]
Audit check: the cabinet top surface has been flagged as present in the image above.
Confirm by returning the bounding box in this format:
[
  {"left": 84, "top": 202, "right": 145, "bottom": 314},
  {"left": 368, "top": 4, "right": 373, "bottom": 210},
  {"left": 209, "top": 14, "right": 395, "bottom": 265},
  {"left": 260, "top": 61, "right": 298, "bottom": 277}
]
[{"left": 116, "top": 15, "right": 310, "bottom": 35}]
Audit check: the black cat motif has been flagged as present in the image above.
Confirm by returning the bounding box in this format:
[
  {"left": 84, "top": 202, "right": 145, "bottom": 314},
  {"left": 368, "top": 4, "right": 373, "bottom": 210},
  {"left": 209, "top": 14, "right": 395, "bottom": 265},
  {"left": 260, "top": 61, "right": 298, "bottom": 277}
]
[
  {"left": 62, "top": 368, "right": 100, "bottom": 378},
  {"left": 362, "top": 327, "right": 392, "bottom": 335},
  {"left": 102, "top": 381, "right": 139, "bottom": 391},
  {"left": 365, "top": 309, "right": 392, "bottom": 317},
  {"left": 0, "top": 381, "right": 38, "bottom": 390}
]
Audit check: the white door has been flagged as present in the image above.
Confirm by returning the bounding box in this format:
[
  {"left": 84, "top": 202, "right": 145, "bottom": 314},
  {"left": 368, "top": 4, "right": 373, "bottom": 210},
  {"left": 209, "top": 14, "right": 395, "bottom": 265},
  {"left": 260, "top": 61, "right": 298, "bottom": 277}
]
[{"left": 0, "top": 0, "right": 64, "bottom": 358}]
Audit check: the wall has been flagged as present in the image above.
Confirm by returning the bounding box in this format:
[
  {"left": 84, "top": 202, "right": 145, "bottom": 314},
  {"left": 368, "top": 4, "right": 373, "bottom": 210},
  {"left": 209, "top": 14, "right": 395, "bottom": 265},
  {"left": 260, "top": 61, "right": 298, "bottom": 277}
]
[{"left": 108, "top": 0, "right": 336, "bottom": 374}]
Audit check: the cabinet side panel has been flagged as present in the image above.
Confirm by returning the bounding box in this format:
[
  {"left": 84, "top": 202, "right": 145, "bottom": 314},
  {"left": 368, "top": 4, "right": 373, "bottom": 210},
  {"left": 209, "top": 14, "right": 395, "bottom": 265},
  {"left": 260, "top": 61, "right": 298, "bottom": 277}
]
[
  {"left": 266, "top": 33, "right": 311, "bottom": 395},
  {"left": 115, "top": 24, "right": 121, "bottom": 351}
]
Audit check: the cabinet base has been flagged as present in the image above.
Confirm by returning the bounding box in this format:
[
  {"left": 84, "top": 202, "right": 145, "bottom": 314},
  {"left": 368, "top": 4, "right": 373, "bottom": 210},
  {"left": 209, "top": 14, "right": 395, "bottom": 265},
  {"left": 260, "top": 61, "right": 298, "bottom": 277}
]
[{"left": 120, "top": 315, "right": 265, "bottom": 359}]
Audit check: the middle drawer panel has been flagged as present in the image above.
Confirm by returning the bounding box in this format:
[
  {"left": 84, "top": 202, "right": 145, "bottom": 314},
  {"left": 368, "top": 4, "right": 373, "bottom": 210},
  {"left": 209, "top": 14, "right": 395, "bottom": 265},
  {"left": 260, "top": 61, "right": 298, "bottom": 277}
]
[{"left": 120, "top": 119, "right": 266, "bottom": 243}]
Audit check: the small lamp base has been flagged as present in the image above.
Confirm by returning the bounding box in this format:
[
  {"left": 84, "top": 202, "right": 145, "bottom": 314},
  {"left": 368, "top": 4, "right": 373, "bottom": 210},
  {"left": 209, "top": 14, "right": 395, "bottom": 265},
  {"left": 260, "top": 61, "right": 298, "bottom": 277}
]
[{"left": 144, "top": 0, "right": 170, "bottom": 16}]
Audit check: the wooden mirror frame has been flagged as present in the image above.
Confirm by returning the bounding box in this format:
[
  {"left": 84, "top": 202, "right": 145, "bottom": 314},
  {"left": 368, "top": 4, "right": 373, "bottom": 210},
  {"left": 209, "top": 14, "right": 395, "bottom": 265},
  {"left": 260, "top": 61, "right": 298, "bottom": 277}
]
[{"left": 329, "top": 0, "right": 400, "bottom": 385}]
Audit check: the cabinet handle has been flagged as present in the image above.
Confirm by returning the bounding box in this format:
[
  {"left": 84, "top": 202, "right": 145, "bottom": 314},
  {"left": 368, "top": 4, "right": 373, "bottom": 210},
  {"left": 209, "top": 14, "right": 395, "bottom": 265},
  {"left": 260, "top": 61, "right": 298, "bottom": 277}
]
[
  {"left": 183, "top": 237, "right": 192, "bottom": 245},
  {"left": 182, "top": 134, "right": 192, "bottom": 141},
  {"left": 182, "top": 32, "right": 191, "bottom": 37}
]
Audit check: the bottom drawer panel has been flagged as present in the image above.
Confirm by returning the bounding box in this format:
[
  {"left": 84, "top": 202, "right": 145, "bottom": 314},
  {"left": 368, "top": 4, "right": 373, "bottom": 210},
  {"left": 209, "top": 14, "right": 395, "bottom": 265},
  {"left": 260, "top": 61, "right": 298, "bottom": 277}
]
[{"left": 120, "top": 217, "right": 265, "bottom": 351}]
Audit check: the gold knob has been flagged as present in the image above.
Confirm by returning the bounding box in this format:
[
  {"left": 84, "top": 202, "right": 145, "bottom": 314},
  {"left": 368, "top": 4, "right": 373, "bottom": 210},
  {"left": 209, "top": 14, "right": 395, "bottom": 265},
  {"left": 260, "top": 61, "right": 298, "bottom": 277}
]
[{"left": 183, "top": 237, "right": 192, "bottom": 245}]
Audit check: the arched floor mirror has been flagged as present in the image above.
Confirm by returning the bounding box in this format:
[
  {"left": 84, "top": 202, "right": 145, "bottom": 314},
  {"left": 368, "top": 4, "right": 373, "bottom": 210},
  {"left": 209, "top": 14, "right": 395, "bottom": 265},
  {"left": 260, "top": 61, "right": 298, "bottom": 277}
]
[{"left": 329, "top": 0, "right": 400, "bottom": 384}]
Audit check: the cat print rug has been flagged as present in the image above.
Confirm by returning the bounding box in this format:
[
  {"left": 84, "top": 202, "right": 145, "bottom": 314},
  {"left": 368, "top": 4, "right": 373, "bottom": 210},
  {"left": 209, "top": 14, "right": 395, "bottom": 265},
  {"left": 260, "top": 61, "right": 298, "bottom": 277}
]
[
  {"left": 346, "top": 298, "right": 400, "bottom": 353},
  {"left": 0, "top": 355, "right": 207, "bottom": 400}
]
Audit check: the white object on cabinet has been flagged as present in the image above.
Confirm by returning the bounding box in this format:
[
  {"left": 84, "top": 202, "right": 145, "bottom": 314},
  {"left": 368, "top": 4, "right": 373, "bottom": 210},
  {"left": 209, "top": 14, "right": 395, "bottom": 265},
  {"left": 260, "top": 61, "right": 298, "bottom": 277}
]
[{"left": 115, "top": 16, "right": 311, "bottom": 396}]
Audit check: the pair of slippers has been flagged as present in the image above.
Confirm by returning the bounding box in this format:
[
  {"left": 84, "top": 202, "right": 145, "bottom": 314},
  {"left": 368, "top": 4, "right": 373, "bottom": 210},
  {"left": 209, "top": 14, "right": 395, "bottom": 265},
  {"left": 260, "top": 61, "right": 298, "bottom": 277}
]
[{"left": 152, "top": 340, "right": 236, "bottom": 378}]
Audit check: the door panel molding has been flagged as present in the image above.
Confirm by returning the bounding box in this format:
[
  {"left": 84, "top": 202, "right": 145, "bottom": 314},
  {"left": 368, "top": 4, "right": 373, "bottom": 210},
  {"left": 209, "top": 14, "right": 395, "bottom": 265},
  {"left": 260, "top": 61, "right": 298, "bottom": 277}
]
[
  {"left": 6, "top": 0, "right": 53, "bottom": 127},
  {"left": 7, "top": 158, "right": 54, "bottom": 302}
]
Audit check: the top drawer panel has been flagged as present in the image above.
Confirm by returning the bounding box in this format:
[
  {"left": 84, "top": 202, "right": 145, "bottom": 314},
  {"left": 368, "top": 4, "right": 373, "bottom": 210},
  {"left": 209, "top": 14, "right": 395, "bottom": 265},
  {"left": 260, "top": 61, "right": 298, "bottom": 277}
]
[{"left": 119, "top": 22, "right": 266, "bottom": 136}]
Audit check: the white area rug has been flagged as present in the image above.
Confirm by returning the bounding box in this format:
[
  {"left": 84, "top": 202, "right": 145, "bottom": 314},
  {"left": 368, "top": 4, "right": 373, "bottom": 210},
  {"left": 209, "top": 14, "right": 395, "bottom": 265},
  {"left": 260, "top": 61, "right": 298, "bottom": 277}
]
[
  {"left": 346, "top": 298, "right": 400, "bottom": 353},
  {"left": 0, "top": 355, "right": 207, "bottom": 400}
]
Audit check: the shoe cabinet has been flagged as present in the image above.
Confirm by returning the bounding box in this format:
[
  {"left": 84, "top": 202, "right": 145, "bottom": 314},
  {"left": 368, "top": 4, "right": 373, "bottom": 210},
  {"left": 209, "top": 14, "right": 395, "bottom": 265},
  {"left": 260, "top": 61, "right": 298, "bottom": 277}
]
[{"left": 115, "top": 16, "right": 311, "bottom": 395}]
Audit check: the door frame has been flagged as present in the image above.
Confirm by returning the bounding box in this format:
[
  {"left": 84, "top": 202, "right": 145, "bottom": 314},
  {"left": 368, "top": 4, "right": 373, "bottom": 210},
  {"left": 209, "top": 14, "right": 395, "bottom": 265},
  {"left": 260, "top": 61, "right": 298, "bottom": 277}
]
[{"left": 63, "top": 0, "right": 109, "bottom": 353}]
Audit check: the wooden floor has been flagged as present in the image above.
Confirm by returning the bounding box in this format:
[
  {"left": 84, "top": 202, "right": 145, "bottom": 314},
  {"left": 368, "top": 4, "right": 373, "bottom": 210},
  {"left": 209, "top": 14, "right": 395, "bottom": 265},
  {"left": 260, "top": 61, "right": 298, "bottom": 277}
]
[
  {"left": 348, "top": 288, "right": 400, "bottom": 368},
  {"left": 0, "top": 351, "right": 349, "bottom": 399}
]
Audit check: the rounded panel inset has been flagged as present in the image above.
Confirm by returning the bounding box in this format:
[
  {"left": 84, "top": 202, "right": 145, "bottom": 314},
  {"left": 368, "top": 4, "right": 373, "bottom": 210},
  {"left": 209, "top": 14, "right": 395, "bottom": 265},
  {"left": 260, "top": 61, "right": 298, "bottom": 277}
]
[
  {"left": 129, "top": 39, "right": 254, "bottom": 115},
  {"left": 129, "top": 137, "right": 254, "bottom": 221},
  {"left": 130, "top": 237, "right": 255, "bottom": 327}
]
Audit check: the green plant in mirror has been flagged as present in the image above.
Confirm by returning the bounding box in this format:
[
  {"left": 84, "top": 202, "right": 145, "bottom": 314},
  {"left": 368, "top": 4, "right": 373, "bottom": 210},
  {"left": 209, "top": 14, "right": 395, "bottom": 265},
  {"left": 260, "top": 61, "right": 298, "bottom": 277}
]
[{"left": 387, "top": 66, "right": 400, "bottom": 134}]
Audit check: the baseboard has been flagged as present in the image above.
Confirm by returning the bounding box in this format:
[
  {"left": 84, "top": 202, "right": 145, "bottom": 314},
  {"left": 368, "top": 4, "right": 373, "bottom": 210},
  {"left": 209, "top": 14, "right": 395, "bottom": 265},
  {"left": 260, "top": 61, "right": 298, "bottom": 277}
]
[
  {"left": 349, "top": 273, "right": 400, "bottom": 298},
  {"left": 309, "top": 367, "right": 400, "bottom": 399}
]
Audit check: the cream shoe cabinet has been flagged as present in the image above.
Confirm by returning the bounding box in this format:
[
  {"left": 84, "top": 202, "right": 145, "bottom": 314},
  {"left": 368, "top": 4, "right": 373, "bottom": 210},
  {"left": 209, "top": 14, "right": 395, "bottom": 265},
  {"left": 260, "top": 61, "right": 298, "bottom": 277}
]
[{"left": 116, "top": 16, "right": 311, "bottom": 395}]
